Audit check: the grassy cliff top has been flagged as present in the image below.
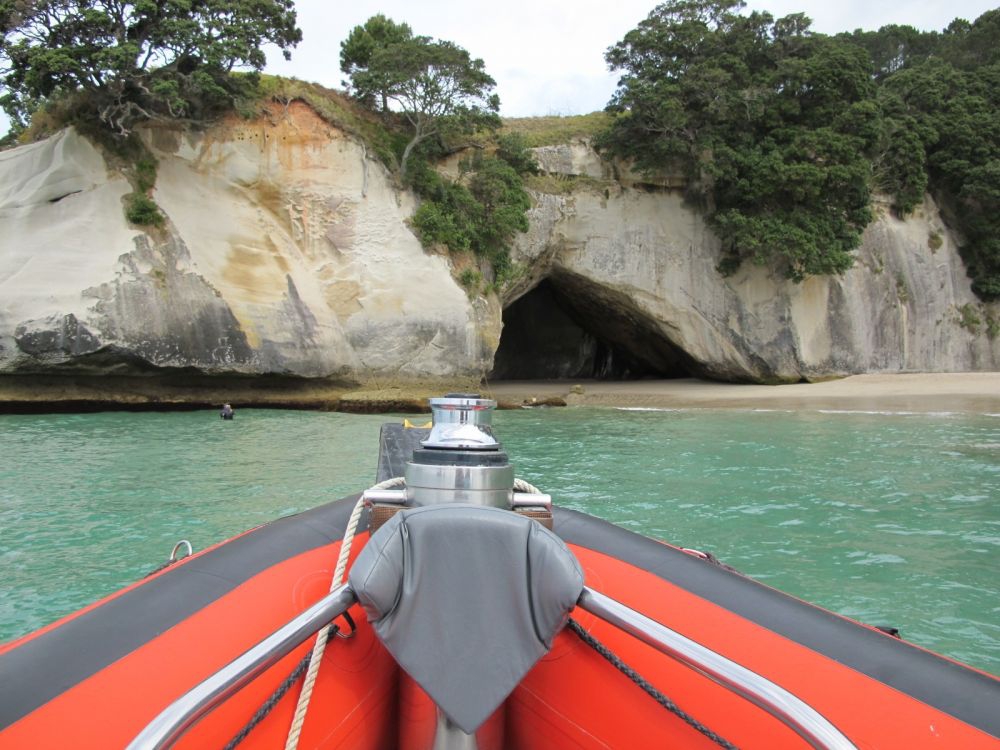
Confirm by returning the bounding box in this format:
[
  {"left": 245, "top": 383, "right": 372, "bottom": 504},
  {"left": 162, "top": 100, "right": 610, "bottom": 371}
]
[
  {"left": 500, "top": 112, "right": 611, "bottom": 147},
  {"left": 10, "top": 75, "right": 609, "bottom": 161},
  {"left": 249, "top": 76, "right": 405, "bottom": 167},
  {"left": 261, "top": 78, "right": 611, "bottom": 151}
]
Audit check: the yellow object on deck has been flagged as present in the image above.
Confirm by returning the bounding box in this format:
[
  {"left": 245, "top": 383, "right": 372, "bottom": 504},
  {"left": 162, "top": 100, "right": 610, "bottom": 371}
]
[{"left": 403, "top": 418, "right": 433, "bottom": 429}]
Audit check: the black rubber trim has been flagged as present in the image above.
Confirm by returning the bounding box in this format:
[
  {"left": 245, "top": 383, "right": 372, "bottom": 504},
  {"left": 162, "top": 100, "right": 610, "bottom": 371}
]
[
  {"left": 411, "top": 447, "right": 509, "bottom": 466},
  {"left": 0, "top": 494, "right": 360, "bottom": 731},
  {"left": 552, "top": 506, "right": 1000, "bottom": 739}
]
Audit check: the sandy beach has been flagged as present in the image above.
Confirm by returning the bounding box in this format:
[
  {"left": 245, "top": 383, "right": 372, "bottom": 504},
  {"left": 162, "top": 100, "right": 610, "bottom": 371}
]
[
  {"left": 0, "top": 372, "right": 997, "bottom": 413},
  {"left": 485, "top": 373, "right": 1000, "bottom": 414}
]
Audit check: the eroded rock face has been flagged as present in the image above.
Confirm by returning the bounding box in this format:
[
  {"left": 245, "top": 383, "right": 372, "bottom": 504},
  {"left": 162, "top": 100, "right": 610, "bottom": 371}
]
[
  {"left": 504, "top": 143, "right": 999, "bottom": 381},
  {"left": 0, "top": 105, "right": 494, "bottom": 380},
  {"left": 1, "top": 122, "right": 995, "bottom": 386}
]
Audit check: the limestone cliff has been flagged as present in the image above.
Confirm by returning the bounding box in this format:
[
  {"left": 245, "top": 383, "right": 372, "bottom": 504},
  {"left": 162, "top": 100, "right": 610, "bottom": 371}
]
[
  {"left": 0, "top": 103, "right": 497, "bottom": 384},
  {"left": 499, "top": 142, "right": 998, "bottom": 382},
  {"left": 0, "top": 111, "right": 996, "bottom": 390}
]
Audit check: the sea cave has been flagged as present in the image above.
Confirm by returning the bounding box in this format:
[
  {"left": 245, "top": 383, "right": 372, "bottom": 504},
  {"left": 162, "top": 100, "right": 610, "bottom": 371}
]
[{"left": 489, "top": 273, "right": 702, "bottom": 381}]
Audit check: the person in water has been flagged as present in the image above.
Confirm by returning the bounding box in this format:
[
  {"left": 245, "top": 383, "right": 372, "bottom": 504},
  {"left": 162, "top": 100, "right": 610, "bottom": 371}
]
[{"left": 220, "top": 404, "right": 234, "bottom": 420}]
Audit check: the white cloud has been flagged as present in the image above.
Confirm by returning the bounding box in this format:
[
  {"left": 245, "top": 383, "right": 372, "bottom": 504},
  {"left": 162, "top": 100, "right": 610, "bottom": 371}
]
[
  {"left": 263, "top": 0, "right": 998, "bottom": 117},
  {"left": 261, "top": 0, "right": 654, "bottom": 117},
  {"left": 742, "top": 0, "right": 995, "bottom": 35}
]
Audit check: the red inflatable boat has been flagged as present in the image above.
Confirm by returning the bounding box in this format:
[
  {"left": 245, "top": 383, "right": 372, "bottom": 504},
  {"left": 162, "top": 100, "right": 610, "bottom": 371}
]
[{"left": 0, "top": 396, "right": 997, "bottom": 750}]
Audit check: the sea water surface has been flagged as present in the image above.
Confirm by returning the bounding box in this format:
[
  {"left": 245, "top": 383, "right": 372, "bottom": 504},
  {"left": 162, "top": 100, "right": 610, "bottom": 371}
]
[{"left": 1, "top": 406, "right": 998, "bottom": 675}]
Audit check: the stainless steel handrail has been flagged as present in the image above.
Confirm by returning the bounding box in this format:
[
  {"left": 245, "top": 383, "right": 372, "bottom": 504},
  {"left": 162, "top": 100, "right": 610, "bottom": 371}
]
[
  {"left": 128, "top": 572, "right": 857, "bottom": 750},
  {"left": 127, "top": 583, "right": 357, "bottom": 750},
  {"left": 577, "top": 587, "right": 857, "bottom": 750}
]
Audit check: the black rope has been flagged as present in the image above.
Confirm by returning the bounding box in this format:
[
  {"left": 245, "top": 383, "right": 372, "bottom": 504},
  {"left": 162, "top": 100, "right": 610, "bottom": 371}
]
[
  {"left": 143, "top": 560, "right": 173, "bottom": 578},
  {"left": 222, "top": 624, "right": 339, "bottom": 750},
  {"left": 567, "top": 618, "right": 739, "bottom": 750}
]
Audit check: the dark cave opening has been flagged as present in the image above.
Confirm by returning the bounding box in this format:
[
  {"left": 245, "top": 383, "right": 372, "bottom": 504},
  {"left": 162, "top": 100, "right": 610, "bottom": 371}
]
[{"left": 489, "top": 275, "right": 702, "bottom": 381}]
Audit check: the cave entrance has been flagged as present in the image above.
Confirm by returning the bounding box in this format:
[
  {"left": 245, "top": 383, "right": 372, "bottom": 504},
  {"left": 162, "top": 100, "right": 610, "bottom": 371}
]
[{"left": 488, "top": 274, "right": 701, "bottom": 381}]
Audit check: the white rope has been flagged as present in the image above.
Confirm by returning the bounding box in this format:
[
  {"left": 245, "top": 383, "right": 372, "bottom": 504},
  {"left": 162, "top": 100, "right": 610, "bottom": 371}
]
[
  {"left": 368, "top": 476, "right": 407, "bottom": 490},
  {"left": 283, "top": 477, "right": 404, "bottom": 750},
  {"left": 514, "top": 478, "right": 542, "bottom": 494},
  {"left": 284, "top": 474, "right": 538, "bottom": 748}
]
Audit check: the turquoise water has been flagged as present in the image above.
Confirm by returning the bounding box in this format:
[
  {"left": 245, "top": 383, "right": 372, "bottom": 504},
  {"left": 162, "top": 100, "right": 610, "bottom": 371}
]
[{"left": 1, "top": 407, "right": 998, "bottom": 675}]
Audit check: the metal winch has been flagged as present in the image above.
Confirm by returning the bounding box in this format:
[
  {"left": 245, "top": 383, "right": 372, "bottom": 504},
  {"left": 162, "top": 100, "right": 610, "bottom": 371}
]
[
  {"left": 363, "top": 394, "right": 552, "bottom": 527},
  {"left": 361, "top": 394, "right": 555, "bottom": 750}
]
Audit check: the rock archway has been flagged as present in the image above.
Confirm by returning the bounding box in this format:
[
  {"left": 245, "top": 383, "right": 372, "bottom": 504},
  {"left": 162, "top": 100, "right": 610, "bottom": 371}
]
[{"left": 489, "top": 272, "right": 703, "bottom": 381}]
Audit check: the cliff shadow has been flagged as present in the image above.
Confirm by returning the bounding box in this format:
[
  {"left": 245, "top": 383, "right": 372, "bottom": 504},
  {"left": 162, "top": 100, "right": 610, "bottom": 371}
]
[{"left": 489, "top": 274, "right": 703, "bottom": 381}]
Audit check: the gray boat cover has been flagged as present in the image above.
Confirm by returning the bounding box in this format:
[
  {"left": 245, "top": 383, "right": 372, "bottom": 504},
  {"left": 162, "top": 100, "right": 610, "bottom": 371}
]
[{"left": 348, "top": 503, "right": 585, "bottom": 733}]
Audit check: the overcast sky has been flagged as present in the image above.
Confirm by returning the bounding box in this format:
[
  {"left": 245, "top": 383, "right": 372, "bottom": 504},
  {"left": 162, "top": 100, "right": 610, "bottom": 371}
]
[
  {"left": 2, "top": 1, "right": 997, "bottom": 136},
  {"left": 263, "top": 0, "right": 999, "bottom": 117}
]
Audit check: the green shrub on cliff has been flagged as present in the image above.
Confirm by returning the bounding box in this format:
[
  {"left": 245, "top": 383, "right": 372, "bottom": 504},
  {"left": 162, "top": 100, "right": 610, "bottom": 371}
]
[
  {"left": 408, "top": 153, "right": 530, "bottom": 282},
  {"left": 600, "top": 0, "right": 878, "bottom": 282},
  {"left": 883, "top": 28, "right": 1000, "bottom": 299},
  {"left": 122, "top": 152, "right": 165, "bottom": 227},
  {"left": 840, "top": 12, "right": 1000, "bottom": 300},
  {"left": 125, "top": 193, "right": 163, "bottom": 227},
  {"left": 495, "top": 133, "right": 539, "bottom": 175},
  {"left": 599, "top": 0, "right": 1000, "bottom": 298},
  {"left": 409, "top": 161, "right": 480, "bottom": 251},
  {"left": 468, "top": 157, "right": 532, "bottom": 244},
  {"left": 134, "top": 157, "right": 158, "bottom": 194}
]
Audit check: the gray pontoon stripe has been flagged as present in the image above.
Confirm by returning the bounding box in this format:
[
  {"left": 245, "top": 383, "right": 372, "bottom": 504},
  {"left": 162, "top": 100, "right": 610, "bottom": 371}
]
[
  {"left": 2, "top": 500, "right": 996, "bottom": 740},
  {"left": 0, "top": 495, "right": 359, "bottom": 731},
  {"left": 552, "top": 506, "right": 1000, "bottom": 740}
]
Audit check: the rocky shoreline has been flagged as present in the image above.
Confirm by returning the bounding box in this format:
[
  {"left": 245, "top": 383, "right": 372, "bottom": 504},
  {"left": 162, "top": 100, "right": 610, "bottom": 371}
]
[
  {"left": 2, "top": 373, "right": 997, "bottom": 415},
  {"left": 0, "top": 374, "right": 414, "bottom": 414}
]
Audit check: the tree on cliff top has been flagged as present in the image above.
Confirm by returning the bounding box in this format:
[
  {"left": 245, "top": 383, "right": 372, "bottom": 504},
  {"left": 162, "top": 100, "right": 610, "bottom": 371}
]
[
  {"left": 877, "top": 12, "right": 1000, "bottom": 300},
  {"left": 600, "top": 0, "right": 878, "bottom": 282},
  {"left": 341, "top": 18, "right": 500, "bottom": 176},
  {"left": 0, "top": 0, "right": 302, "bottom": 136},
  {"left": 339, "top": 14, "right": 413, "bottom": 113}
]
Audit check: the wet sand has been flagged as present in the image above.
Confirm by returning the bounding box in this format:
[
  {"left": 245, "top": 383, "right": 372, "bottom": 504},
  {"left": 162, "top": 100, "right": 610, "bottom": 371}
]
[{"left": 484, "top": 373, "right": 1000, "bottom": 414}]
